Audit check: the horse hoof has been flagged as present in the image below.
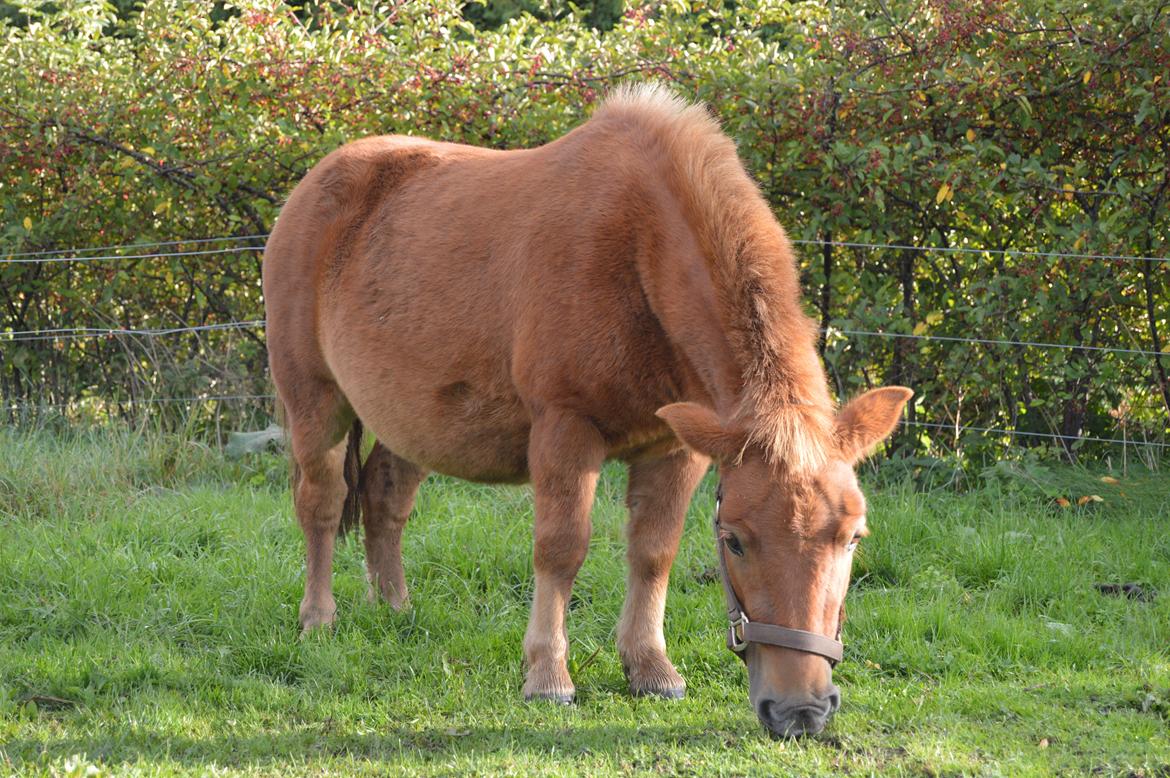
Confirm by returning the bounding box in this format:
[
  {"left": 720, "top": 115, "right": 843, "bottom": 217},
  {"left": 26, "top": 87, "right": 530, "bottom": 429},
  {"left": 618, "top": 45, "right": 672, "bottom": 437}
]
[
  {"left": 298, "top": 606, "right": 336, "bottom": 635},
  {"left": 632, "top": 685, "right": 686, "bottom": 700},
  {"left": 525, "top": 690, "right": 575, "bottom": 705}
]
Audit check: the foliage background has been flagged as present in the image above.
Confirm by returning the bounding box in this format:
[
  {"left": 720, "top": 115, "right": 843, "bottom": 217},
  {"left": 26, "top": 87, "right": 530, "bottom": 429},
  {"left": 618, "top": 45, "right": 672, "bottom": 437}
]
[{"left": 2, "top": 0, "right": 1168, "bottom": 463}]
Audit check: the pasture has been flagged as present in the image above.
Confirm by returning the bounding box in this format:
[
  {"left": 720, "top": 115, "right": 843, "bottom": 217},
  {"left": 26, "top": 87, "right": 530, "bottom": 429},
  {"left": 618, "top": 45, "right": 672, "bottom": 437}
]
[{"left": 0, "top": 428, "right": 1167, "bottom": 776}]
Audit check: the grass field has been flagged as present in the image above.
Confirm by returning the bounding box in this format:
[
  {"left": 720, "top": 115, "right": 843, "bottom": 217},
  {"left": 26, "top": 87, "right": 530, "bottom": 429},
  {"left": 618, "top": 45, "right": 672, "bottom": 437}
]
[{"left": 0, "top": 428, "right": 1167, "bottom": 776}]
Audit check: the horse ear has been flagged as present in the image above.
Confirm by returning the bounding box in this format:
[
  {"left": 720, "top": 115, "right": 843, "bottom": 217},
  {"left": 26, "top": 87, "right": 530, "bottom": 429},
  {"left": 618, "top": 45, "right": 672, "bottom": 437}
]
[
  {"left": 656, "top": 403, "right": 745, "bottom": 461},
  {"left": 834, "top": 387, "right": 914, "bottom": 464}
]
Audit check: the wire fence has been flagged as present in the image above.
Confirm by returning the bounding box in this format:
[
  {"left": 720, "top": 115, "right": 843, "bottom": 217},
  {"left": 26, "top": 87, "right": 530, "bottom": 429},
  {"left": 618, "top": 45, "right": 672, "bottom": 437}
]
[
  {"left": 3, "top": 234, "right": 1168, "bottom": 455},
  {"left": 831, "top": 329, "right": 1168, "bottom": 358},
  {"left": 8, "top": 395, "right": 1165, "bottom": 450},
  {"left": 902, "top": 420, "right": 1170, "bottom": 450},
  {"left": 1, "top": 321, "right": 266, "bottom": 343},
  {"left": 788, "top": 238, "right": 1170, "bottom": 265},
  {"left": 3, "top": 319, "right": 1161, "bottom": 360},
  {"left": 1, "top": 233, "right": 268, "bottom": 259},
  {"left": 6, "top": 234, "right": 1169, "bottom": 264},
  {"left": 2, "top": 393, "right": 275, "bottom": 414},
  {"left": 0, "top": 245, "right": 265, "bottom": 265}
]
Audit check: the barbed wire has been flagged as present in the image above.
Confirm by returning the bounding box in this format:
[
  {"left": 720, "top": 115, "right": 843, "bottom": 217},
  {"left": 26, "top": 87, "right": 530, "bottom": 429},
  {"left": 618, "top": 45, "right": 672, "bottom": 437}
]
[
  {"left": 5, "top": 235, "right": 1168, "bottom": 264},
  {"left": 0, "top": 245, "right": 264, "bottom": 266},
  {"left": 1, "top": 320, "right": 266, "bottom": 343},
  {"left": 2, "top": 234, "right": 269, "bottom": 260},
  {"left": 2, "top": 232, "right": 1166, "bottom": 452},
  {"left": 903, "top": 420, "right": 1169, "bottom": 450},
  {"left": 789, "top": 238, "right": 1170, "bottom": 264},
  {"left": 3, "top": 393, "right": 275, "bottom": 414},
  {"left": 5, "top": 319, "right": 1164, "bottom": 359},
  {"left": 6, "top": 397, "right": 1163, "bottom": 450},
  {"left": 830, "top": 328, "right": 1168, "bottom": 358}
]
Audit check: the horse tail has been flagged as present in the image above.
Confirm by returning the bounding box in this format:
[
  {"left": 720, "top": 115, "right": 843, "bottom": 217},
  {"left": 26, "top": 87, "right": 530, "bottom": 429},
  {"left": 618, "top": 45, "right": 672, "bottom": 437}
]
[{"left": 339, "top": 418, "right": 364, "bottom": 536}]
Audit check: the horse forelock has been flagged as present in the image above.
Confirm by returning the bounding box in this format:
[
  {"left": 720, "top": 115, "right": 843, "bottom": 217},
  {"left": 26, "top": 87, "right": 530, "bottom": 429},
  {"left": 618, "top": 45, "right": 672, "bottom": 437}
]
[
  {"left": 745, "top": 401, "right": 836, "bottom": 474},
  {"left": 595, "top": 83, "right": 837, "bottom": 472}
]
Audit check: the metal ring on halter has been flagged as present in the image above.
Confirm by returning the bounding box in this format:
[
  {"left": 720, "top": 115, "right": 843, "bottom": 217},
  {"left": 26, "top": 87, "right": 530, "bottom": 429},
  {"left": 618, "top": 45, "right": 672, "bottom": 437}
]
[{"left": 727, "top": 613, "right": 750, "bottom": 653}]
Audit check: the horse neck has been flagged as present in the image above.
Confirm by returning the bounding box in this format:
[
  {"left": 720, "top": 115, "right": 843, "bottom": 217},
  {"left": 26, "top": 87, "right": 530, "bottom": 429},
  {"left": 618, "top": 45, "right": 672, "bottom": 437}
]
[
  {"left": 636, "top": 220, "right": 835, "bottom": 463},
  {"left": 636, "top": 229, "right": 753, "bottom": 419}
]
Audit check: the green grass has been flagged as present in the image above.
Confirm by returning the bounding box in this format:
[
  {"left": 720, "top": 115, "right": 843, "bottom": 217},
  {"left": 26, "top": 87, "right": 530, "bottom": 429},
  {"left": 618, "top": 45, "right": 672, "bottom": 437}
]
[{"left": 0, "top": 428, "right": 1168, "bottom": 776}]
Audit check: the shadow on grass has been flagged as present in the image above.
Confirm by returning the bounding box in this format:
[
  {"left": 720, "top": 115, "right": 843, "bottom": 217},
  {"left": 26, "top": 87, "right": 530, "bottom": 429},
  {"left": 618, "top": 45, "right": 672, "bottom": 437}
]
[{"left": 3, "top": 722, "right": 774, "bottom": 768}]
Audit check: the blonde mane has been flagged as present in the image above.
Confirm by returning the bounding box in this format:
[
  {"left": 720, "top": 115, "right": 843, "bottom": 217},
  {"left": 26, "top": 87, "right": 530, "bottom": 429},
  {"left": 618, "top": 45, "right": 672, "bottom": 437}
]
[{"left": 594, "top": 83, "right": 837, "bottom": 471}]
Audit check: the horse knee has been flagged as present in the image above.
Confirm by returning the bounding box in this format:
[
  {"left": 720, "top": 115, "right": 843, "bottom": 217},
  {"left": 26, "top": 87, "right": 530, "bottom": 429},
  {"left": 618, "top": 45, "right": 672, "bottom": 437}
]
[
  {"left": 533, "top": 519, "right": 590, "bottom": 576},
  {"left": 628, "top": 546, "right": 677, "bottom": 583}
]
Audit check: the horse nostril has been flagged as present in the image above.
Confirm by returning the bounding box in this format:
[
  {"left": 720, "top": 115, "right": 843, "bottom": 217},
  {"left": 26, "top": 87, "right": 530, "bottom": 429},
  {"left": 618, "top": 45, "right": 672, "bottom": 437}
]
[
  {"left": 825, "top": 684, "right": 841, "bottom": 714},
  {"left": 757, "top": 698, "right": 778, "bottom": 726}
]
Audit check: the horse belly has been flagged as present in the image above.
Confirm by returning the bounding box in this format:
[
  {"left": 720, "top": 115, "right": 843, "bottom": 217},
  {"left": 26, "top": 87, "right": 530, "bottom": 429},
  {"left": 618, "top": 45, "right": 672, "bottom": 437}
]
[
  {"left": 379, "top": 379, "right": 530, "bottom": 483},
  {"left": 328, "top": 331, "right": 532, "bottom": 482}
]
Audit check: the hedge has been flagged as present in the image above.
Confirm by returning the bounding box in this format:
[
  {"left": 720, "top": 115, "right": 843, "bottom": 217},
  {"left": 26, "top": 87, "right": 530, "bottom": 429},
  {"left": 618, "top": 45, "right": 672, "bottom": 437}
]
[{"left": 2, "top": 0, "right": 1167, "bottom": 461}]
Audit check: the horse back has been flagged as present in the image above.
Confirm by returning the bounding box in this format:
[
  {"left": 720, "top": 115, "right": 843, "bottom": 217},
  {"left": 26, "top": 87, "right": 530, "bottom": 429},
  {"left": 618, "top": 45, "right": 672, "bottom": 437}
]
[{"left": 266, "top": 127, "right": 692, "bottom": 478}]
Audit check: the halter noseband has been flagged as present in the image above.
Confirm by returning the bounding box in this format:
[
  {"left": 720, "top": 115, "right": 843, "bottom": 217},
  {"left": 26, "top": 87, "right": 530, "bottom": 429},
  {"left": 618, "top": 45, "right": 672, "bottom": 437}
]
[{"left": 714, "top": 482, "right": 845, "bottom": 666}]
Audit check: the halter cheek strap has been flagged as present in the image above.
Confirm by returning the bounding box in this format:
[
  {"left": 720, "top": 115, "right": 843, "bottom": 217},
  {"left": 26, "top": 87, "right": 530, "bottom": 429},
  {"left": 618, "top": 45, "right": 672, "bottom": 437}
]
[{"left": 714, "top": 482, "right": 845, "bottom": 666}]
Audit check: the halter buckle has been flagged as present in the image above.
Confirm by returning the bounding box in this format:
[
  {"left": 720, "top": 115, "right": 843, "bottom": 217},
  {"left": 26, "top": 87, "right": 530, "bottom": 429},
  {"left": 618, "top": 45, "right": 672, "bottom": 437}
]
[{"left": 727, "top": 613, "right": 750, "bottom": 653}]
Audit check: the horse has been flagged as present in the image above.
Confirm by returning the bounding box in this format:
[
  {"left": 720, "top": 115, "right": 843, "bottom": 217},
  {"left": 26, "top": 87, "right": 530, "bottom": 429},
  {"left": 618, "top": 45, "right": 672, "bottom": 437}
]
[{"left": 262, "top": 83, "right": 911, "bottom": 738}]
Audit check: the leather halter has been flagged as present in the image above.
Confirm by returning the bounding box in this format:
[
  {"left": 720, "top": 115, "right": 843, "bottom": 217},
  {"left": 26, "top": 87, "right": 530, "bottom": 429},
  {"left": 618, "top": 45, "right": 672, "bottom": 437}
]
[{"left": 714, "top": 482, "right": 845, "bottom": 666}]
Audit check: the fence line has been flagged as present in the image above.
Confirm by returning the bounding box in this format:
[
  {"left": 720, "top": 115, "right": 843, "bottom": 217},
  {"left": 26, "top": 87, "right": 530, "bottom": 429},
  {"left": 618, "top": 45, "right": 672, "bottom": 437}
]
[
  {"left": 0, "top": 245, "right": 265, "bottom": 266},
  {"left": 5, "top": 319, "right": 1164, "bottom": 359},
  {"left": 789, "top": 239, "right": 1170, "bottom": 264},
  {"left": 903, "top": 420, "right": 1170, "bottom": 450},
  {"left": 3, "top": 394, "right": 275, "bottom": 414},
  {"left": 1, "top": 320, "right": 266, "bottom": 343},
  {"left": 832, "top": 328, "right": 1168, "bottom": 358},
  {"left": 6, "top": 397, "right": 1163, "bottom": 451},
  {"left": 2, "top": 234, "right": 270, "bottom": 260},
  {"left": 5, "top": 235, "right": 1168, "bottom": 265},
  {"left": 3, "top": 233, "right": 1166, "bottom": 452}
]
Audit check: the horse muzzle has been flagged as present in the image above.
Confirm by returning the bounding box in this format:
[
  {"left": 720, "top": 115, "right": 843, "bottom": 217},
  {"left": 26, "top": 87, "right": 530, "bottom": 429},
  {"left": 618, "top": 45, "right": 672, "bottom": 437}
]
[{"left": 756, "top": 684, "right": 841, "bottom": 738}]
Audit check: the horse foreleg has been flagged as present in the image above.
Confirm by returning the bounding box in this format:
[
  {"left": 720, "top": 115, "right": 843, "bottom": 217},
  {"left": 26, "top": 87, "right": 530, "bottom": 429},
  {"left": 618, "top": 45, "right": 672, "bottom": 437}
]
[
  {"left": 617, "top": 447, "right": 708, "bottom": 698},
  {"left": 522, "top": 410, "right": 606, "bottom": 703},
  {"left": 361, "top": 442, "right": 427, "bottom": 610}
]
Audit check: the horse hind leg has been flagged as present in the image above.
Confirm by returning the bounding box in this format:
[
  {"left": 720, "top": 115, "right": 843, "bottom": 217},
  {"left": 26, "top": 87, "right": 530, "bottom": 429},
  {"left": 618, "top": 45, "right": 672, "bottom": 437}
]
[
  {"left": 282, "top": 380, "right": 355, "bottom": 632},
  {"left": 360, "top": 442, "right": 427, "bottom": 609},
  {"left": 617, "top": 448, "right": 708, "bottom": 698}
]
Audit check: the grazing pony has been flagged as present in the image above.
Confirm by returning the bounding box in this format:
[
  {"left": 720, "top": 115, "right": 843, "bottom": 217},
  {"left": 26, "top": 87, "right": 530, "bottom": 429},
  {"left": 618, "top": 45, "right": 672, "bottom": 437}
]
[{"left": 263, "top": 83, "right": 911, "bottom": 737}]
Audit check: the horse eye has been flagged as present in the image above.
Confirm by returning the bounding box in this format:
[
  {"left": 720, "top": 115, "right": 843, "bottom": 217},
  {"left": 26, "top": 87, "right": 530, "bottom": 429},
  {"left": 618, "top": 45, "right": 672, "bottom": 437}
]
[{"left": 724, "top": 535, "right": 745, "bottom": 557}]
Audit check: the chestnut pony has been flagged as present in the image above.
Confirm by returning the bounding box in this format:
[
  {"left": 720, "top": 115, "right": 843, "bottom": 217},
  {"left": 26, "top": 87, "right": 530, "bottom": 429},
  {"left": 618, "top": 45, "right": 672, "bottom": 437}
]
[{"left": 263, "top": 83, "right": 911, "bottom": 737}]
